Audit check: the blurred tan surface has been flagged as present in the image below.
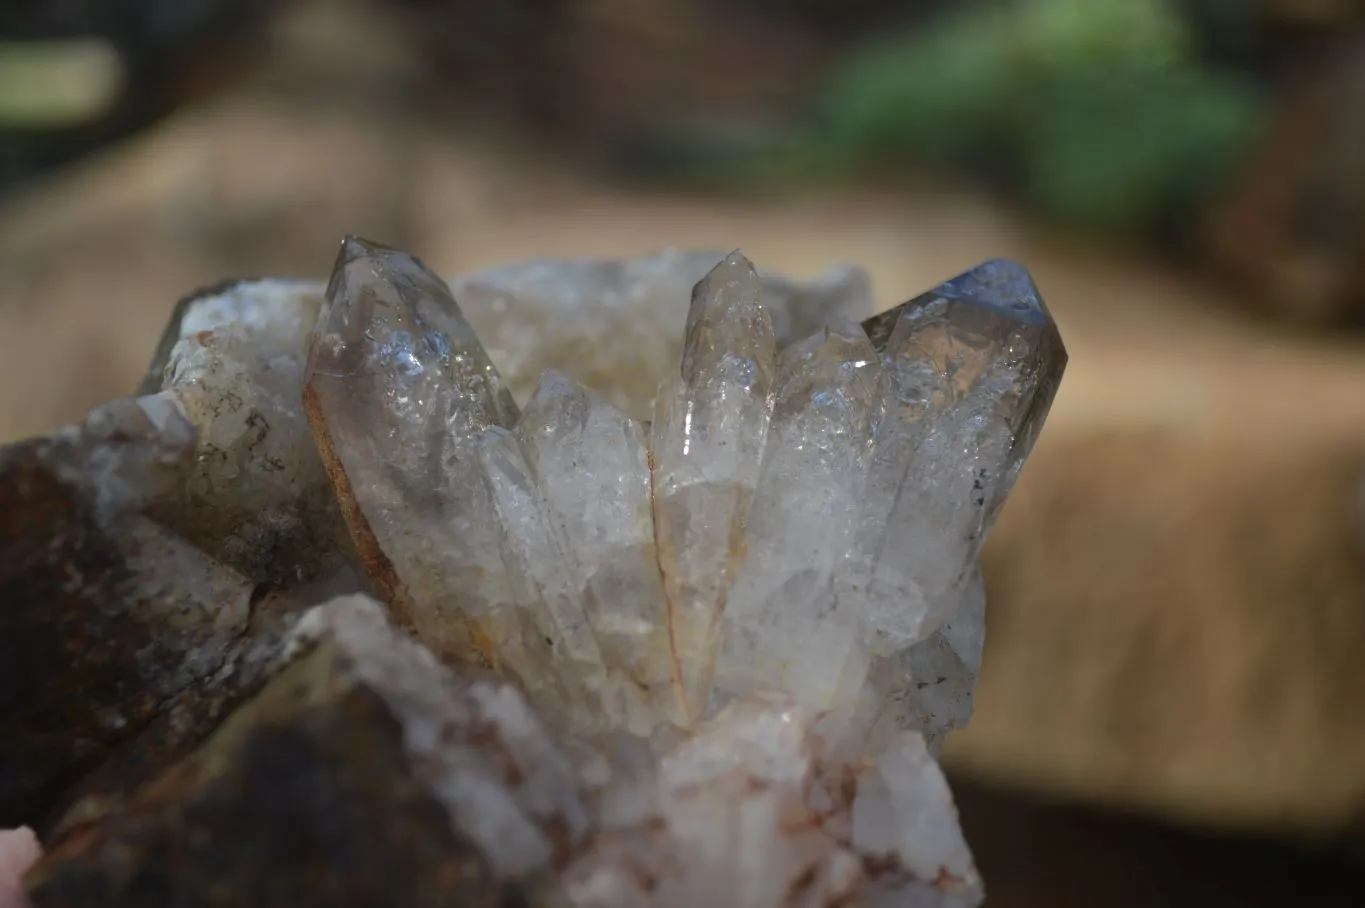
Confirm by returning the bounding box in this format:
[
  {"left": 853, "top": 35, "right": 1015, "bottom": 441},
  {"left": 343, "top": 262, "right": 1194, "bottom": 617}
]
[
  {"left": 3, "top": 56, "right": 1365, "bottom": 842},
  {"left": 962, "top": 429, "right": 1365, "bottom": 836}
]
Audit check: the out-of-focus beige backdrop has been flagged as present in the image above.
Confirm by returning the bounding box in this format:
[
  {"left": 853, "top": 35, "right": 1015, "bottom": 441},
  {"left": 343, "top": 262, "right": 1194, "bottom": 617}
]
[{"left": 4, "top": 0, "right": 1365, "bottom": 903}]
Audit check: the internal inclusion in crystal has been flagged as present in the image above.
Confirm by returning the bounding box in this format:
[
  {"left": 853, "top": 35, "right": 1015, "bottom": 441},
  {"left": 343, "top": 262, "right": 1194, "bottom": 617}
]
[{"left": 303, "top": 237, "right": 1066, "bottom": 738}]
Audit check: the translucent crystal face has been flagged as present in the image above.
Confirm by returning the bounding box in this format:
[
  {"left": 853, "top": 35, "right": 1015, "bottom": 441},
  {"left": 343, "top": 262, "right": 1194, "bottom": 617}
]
[{"left": 302, "top": 238, "right": 1067, "bottom": 743}]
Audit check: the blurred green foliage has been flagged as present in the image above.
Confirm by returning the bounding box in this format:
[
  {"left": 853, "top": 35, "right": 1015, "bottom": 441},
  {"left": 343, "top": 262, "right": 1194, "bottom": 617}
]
[
  {"left": 612, "top": 0, "right": 1269, "bottom": 238},
  {"left": 807, "top": 0, "right": 1267, "bottom": 233}
]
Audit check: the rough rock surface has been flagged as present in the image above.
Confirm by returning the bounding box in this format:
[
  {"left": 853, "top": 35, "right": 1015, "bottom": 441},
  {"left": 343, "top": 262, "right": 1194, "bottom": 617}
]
[
  {"left": 136, "top": 278, "right": 358, "bottom": 588},
  {"left": 0, "top": 395, "right": 261, "bottom": 828},
  {"left": 25, "top": 598, "right": 550, "bottom": 908}
]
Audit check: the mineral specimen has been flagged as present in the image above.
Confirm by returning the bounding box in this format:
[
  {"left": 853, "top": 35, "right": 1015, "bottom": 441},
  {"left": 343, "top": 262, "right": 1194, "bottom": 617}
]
[
  {"left": 131, "top": 254, "right": 872, "bottom": 587},
  {"left": 3, "top": 237, "right": 1064, "bottom": 908},
  {"left": 140, "top": 253, "right": 871, "bottom": 425}
]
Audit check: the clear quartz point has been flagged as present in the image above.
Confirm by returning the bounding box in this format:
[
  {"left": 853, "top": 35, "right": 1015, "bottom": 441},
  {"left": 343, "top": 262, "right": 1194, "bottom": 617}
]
[
  {"left": 476, "top": 425, "right": 610, "bottom": 726},
  {"left": 714, "top": 320, "right": 884, "bottom": 712},
  {"left": 648, "top": 251, "right": 777, "bottom": 721},
  {"left": 515, "top": 371, "right": 678, "bottom": 729},
  {"left": 303, "top": 236, "right": 523, "bottom": 666},
  {"left": 848, "top": 258, "right": 1066, "bottom": 654}
]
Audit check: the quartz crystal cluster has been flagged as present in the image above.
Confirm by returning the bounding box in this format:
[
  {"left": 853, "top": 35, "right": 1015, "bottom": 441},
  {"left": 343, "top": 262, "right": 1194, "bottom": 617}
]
[
  {"left": 1, "top": 238, "right": 1064, "bottom": 908},
  {"left": 304, "top": 240, "right": 1061, "bottom": 745}
]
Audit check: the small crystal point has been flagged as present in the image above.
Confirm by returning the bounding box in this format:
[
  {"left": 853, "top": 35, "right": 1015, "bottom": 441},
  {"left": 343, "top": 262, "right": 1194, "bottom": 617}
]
[
  {"left": 450, "top": 250, "right": 873, "bottom": 418},
  {"left": 856, "top": 567, "right": 986, "bottom": 754},
  {"left": 650, "top": 251, "right": 777, "bottom": 721},
  {"left": 516, "top": 371, "right": 677, "bottom": 729},
  {"left": 477, "top": 424, "right": 611, "bottom": 724},
  {"left": 303, "top": 236, "right": 521, "bottom": 664},
  {"left": 680, "top": 250, "right": 774, "bottom": 386},
  {"left": 715, "top": 321, "right": 884, "bottom": 711},
  {"left": 851, "top": 258, "right": 1066, "bottom": 652}
]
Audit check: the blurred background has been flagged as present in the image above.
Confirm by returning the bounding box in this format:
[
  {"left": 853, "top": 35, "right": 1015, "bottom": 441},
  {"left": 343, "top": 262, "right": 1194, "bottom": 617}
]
[{"left": 3, "top": 0, "right": 1365, "bottom": 903}]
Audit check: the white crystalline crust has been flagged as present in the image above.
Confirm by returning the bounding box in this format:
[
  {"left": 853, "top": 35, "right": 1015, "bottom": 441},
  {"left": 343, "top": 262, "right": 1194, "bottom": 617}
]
[
  {"left": 145, "top": 279, "right": 350, "bottom": 584},
  {"left": 289, "top": 596, "right": 591, "bottom": 878},
  {"left": 292, "top": 596, "right": 985, "bottom": 908}
]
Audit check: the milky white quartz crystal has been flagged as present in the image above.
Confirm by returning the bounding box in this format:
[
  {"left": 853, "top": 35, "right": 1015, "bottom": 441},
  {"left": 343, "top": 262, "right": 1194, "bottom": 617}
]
[{"left": 714, "top": 319, "right": 884, "bottom": 716}]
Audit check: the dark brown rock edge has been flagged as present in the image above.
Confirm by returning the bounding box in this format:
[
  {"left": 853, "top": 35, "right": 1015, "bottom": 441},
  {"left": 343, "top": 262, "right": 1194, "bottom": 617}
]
[
  {"left": 23, "top": 617, "right": 543, "bottom": 908},
  {"left": 0, "top": 397, "right": 265, "bottom": 831}
]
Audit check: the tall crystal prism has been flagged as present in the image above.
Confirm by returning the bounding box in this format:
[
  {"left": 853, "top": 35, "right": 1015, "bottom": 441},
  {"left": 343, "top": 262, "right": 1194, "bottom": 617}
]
[
  {"left": 516, "top": 372, "right": 678, "bottom": 729},
  {"left": 649, "top": 252, "right": 777, "bottom": 720},
  {"left": 303, "top": 237, "right": 523, "bottom": 667},
  {"left": 714, "top": 321, "right": 884, "bottom": 712},
  {"left": 848, "top": 259, "right": 1066, "bottom": 654}
]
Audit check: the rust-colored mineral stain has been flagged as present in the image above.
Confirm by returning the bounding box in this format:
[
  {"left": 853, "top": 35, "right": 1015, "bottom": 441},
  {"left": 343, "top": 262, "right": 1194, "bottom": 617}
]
[
  {"left": 302, "top": 383, "right": 408, "bottom": 621},
  {"left": 782, "top": 864, "right": 819, "bottom": 905},
  {"left": 466, "top": 619, "right": 500, "bottom": 671},
  {"left": 646, "top": 445, "right": 689, "bottom": 719},
  {"left": 932, "top": 866, "right": 968, "bottom": 890}
]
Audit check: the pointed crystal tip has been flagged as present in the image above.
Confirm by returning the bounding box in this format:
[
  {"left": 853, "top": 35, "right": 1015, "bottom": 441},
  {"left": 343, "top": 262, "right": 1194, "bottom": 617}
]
[
  {"left": 721, "top": 248, "right": 752, "bottom": 269},
  {"left": 932, "top": 258, "right": 1051, "bottom": 326},
  {"left": 336, "top": 234, "right": 392, "bottom": 267},
  {"left": 861, "top": 258, "right": 1060, "bottom": 353},
  {"left": 688, "top": 251, "right": 760, "bottom": 323},
  {"left": 679, "top": 250, "right": 771, "bottom": 386},
  {"left": 331, "top": 235, "right": 445, "bottom": 284}
]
